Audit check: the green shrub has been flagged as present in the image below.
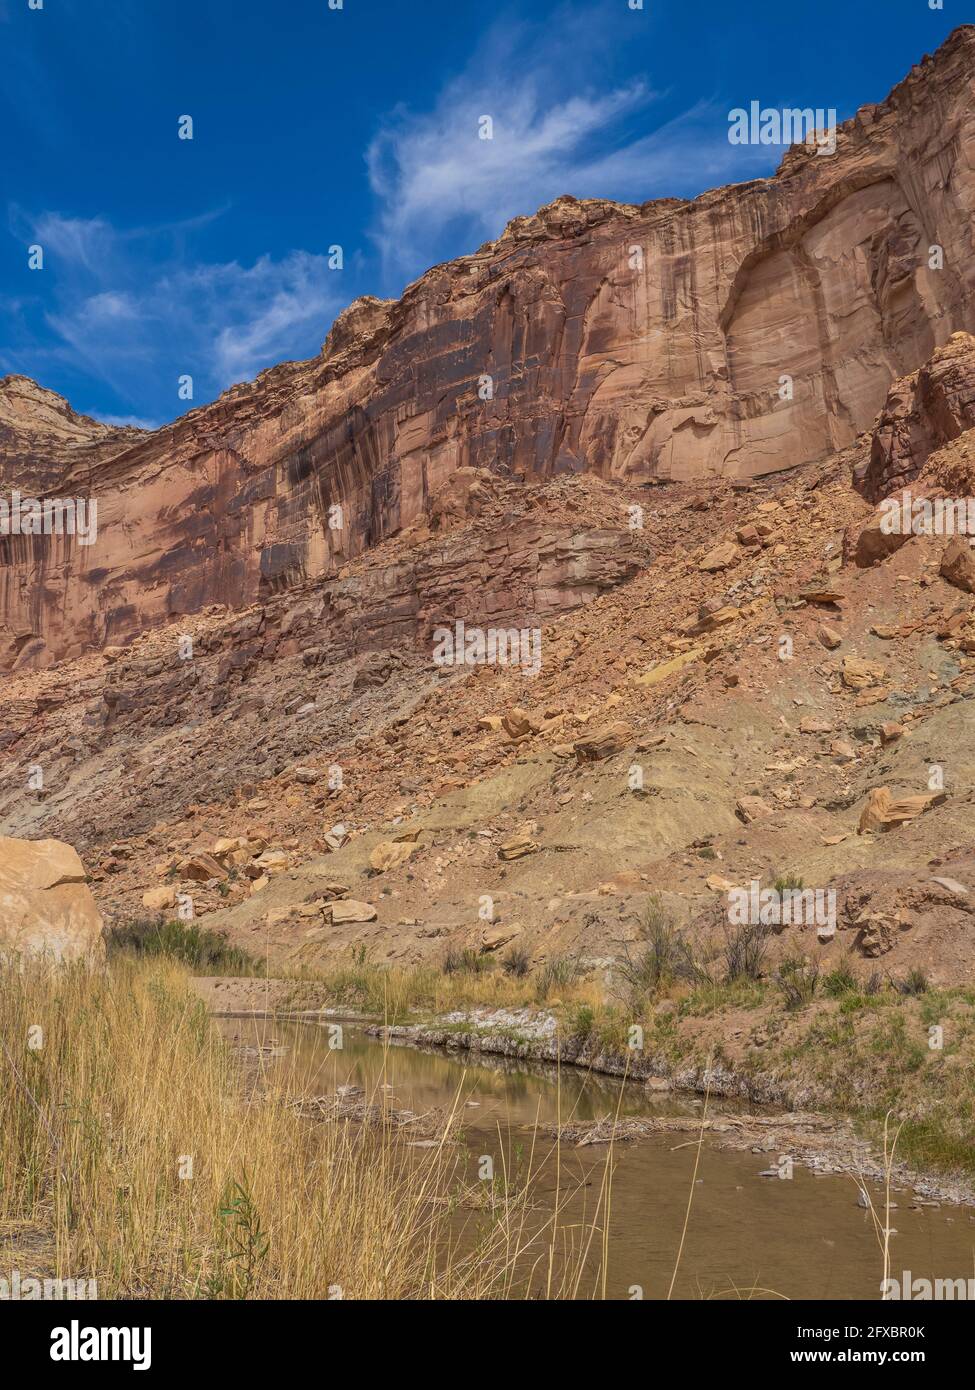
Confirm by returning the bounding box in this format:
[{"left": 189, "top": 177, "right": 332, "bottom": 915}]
[
  {"left": 823, "top": 962, "right": 859, "bottom": 998},
  {"left": 502, "top": 945, "right": 532, "bottom": 978},
  {"left": 894, "top": 967, "right": 930, "bottom": 997},
  {"left": 611, "top": 898, "right": 702, "bottom": 1007},
  {"left": 723, "top": 921, "right": 771, "bottom": 982},
  {"left": 106, "top": 917, "right": 253, "bottom": 974},
  {"left": 534, "top": 954, "right": 585, "bottom": 1001},
  {"left": 569, "top": 1005, "right": 595, "bottom": 1041},
  {"left": 775, "top": 955, "right": 819, "bottom": 1010},
  {"left": 441, "top": 947, "right": 485, "bottom": 976}
]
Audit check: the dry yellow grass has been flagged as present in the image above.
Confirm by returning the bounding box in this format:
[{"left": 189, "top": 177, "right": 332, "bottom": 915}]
[
  {"left": 296, "top": 953, "right": 605, "bottom": 1021},
  {"left": 0, "top": 956, "right": 605, "bottom": 1299}
]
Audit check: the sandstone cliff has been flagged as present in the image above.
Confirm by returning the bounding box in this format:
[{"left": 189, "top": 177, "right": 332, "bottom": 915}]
[{"left": 1, "top": 25, "right": 974, "bottom": 671}]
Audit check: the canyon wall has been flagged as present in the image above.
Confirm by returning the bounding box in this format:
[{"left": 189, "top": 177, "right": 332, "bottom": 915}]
[{"left": 1, "top": 25, "right": 974, "bottom": 670}]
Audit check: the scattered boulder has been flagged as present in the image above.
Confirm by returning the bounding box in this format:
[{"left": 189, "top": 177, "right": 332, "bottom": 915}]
[
  {"left": 841, "top": 657, "right": 886, "bottom": 691},
  {"left": 498, "top": 831, "right": 539, "bottom": 861},
  {"left": 699, "top": 541, "right": 739, "bottom": 572},
  {"left": 799, "top": 581, "right": 844, "bottom": 605},
  {"left": 856, "top": 910, "right": 903, "bottom": 958},
  {"left": 255, "top": 849, "right": 289, "bottom": 872},
  {"left": 213, "top": 836, "right": 245, "bottom": 857},
  {"left": 940, "top": 536, "right": 975, "bottom": 594},
  {"left": 369, "top": 840, "right": 416, "bottom": 874},
  {"left": 142, "top": 885, "right": 177, "bottom": 912},
  {"left": 636, "top": 649, "right": 703, "bottom": 686},
  {"left": 857, "top": 786, "right": 947, "bottom": 834},
  {"left": 735, "top": 796, "right": 773, "bottom": 825},
  {"left": 502, "top": 707, "right": 534, "bottom": 740},
  {"left": 179, "top": 852, "right": 228, "bottom": 882},
  {"left": 330, "top": 900, "right": 378, "bottom": 924},
  {"left": 849, "top": 493, "right": 916, "bottom": 568},
  {"left": 304, "top": 876, "right": 349, "bottom": 899},
  {"left": 573, "top": 722, "right": 628, "bottom": 762},
  {"left": 353, "top": 652, "right": 393, "bottom": 689},
  {"left": 930, "top": 876, "right": 969, "bottom": 896},
  {"left": 480, "top": 923, "right": 522, "bottom": 952},
  {"left": 323, "top": 825, "right": 348, "bottom": 851}
]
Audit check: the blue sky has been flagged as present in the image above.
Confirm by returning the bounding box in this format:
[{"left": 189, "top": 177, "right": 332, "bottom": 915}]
[{"left": 0, "top": 0, "right": 962, "bottom": 428}]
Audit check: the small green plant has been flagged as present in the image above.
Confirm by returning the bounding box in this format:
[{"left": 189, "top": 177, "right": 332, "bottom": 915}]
[
  {"left": 207, "top": 1174, "right": 270, "bottom": 1299},
  {"left": 773, "top": 873, "right": 804, "bottom": 894},
  {"left": 568, "top": 1004, "right": 595, "bottom": 1041},
  {"left": 894, "top": 967, "right": 930, "bottom": 997},
  {"left": 611, "top": 898, "right": 701, "bottom": 1007},
  {"left": 823, "top": 962, "right": 859, "bottom": 998}
]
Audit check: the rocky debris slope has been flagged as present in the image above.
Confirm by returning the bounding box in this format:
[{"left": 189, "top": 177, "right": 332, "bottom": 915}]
[
  {"left": 1, "top": 27, "right": 974, "bottom": 670},
  {"left": 5, "top": 332, "right": 975, "bottom": 988}
]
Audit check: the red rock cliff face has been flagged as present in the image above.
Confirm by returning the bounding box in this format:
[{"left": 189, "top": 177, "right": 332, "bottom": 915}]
[{"left": 2, "top": 26, "right": 974, "bottom": 670}]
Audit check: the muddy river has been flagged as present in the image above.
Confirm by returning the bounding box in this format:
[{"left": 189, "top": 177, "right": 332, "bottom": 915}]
[{"left": 221, "top": 1015, "right": 975, "bottom": 1300}]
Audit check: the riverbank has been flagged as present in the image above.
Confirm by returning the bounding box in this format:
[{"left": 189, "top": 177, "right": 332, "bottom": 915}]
[
  {"left": 190, "top": 964, "right": 975, "bottom": 1206},
  {"left": 227, "top": 1008, "right": 975, "bottom": 1299}
]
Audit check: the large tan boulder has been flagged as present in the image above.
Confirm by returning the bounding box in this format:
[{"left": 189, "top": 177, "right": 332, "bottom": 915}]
[
  {"left": 841, "top": 657, "right": 886, "bottom": 690},
  {"left": 857, "top": 787, "right": 947, "bottom": 834},
  {"left": 572, "top": 722, "right": 628, "bottom": 762},
  {"left": 0, "top": 837, "right": 105, "bottom": 963},
  {"left": 368, "top": 840, "right": 415, "bottom": 874}
]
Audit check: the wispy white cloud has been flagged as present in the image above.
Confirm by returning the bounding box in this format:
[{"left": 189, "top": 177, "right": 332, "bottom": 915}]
[
  {"left": 367, "top": 7, "right": 775, "bottom": 283},
  {"left": 5, "top": 208, "right": 343, "bottom": 420},
  {"left": 87, "top": 411, "right": 162, "bottom": 431}
]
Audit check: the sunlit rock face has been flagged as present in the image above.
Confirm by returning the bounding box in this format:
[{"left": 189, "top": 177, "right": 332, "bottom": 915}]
[
  {"left": 2, "top": 26, "right": 974, "bottom": 671},
  {"left": 0, "top": 836, "right": 105, "bottom": 964}
]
